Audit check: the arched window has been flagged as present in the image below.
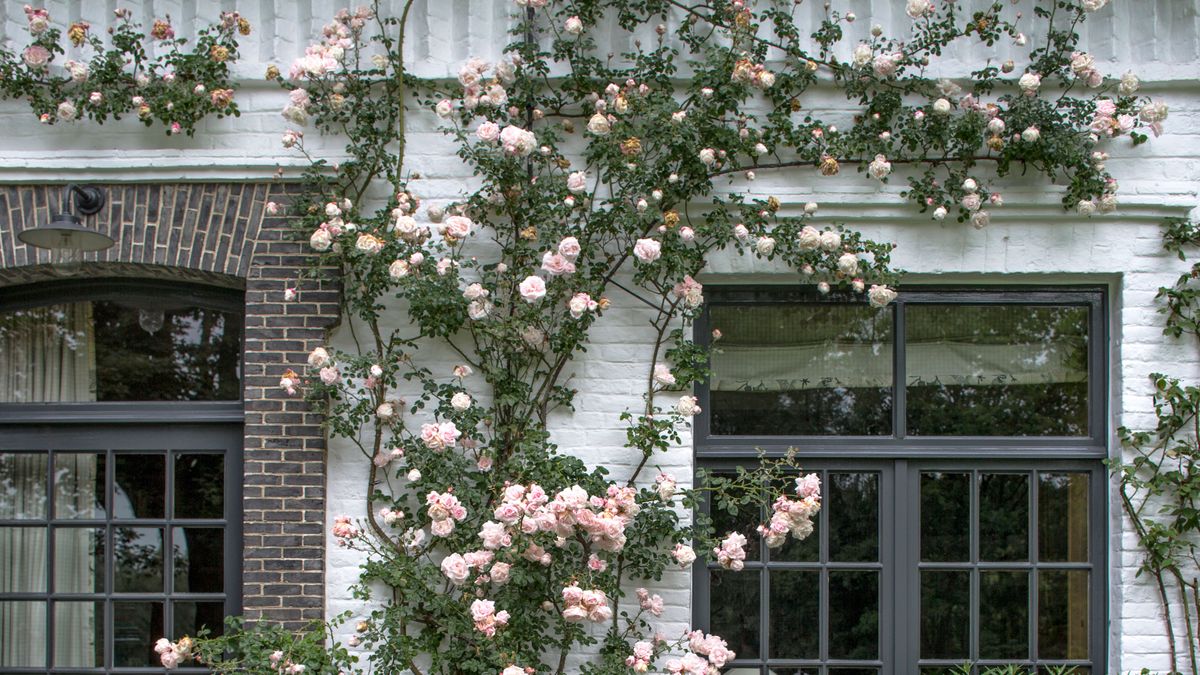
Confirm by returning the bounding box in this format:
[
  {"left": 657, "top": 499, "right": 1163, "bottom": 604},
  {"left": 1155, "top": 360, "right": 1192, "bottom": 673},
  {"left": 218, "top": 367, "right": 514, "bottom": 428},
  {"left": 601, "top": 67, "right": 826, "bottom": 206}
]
[{"left": 0, "top": 279, "right": 243, "bottom": 672}]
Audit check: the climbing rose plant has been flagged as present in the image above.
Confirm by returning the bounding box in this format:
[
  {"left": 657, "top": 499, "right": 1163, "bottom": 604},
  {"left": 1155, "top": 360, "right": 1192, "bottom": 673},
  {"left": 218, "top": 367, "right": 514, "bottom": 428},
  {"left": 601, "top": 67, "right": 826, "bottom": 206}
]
[
  {"left": 145, "top": 0, "right": 1169, "bottom": 673},
  {"left": 0, "top": 5, "right": 245, "bottom": 135}
]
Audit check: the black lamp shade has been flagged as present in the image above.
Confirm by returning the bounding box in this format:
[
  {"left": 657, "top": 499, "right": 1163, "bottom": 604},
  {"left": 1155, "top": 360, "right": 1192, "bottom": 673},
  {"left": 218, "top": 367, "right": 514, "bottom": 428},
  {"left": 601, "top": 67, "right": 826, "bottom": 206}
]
[{"left": 18, "top": 213, "right": 115, "bottom": 252}]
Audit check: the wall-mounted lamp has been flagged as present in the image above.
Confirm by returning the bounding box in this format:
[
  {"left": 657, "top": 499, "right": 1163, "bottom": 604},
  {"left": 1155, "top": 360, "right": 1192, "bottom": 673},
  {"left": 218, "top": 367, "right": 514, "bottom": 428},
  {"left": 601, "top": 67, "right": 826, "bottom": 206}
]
[{"left": 17, "top": 184, "right": 114, "bottom": 275}]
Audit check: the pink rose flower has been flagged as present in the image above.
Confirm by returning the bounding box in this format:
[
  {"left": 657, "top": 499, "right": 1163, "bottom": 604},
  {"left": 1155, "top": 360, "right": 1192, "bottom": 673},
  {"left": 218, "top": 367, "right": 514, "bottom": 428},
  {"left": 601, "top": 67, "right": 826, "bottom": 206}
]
[
  {"left": 633, "top": 238, "right": 661, "bottom": 263},
  {"left": 518, "top": 275, "right": 546, "bottom": 302}
]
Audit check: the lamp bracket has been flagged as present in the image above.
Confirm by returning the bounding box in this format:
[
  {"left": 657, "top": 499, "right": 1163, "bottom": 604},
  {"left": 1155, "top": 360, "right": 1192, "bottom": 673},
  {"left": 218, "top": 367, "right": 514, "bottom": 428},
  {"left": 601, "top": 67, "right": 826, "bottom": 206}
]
[{"left": 64, "top": 184, "right": 106, "bottom": 216}]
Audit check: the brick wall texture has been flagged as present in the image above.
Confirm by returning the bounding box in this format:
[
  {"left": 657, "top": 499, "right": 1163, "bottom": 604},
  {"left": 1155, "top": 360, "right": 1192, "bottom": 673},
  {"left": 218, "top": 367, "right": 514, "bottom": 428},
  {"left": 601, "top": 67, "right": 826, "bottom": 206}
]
[{"left": 0, "top": 182, "right": 339, "bottom": 630}]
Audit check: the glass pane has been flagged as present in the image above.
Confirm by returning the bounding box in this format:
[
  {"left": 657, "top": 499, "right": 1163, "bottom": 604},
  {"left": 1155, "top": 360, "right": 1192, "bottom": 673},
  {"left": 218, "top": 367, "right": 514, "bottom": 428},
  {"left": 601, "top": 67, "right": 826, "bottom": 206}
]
[
  {"left": 709, "top": 303, "right": 893, "bottom": 435},
  {"left": 0, "top": 297, "right": 242, "bottom": 402},
  {"left": 921, "top": 570, "right": 969, "bottom": 659},
  {"left": 0, "top": 453, "right": 47, "bottom": 519},
  {"left": 114, "top": 453, "right": 164, "bottom": 518},
  {"left": 0, "top": 601, "right": 47, "bottom": 666},
  {"left": 0, "top": 304, "right": 96, "bottom": 403},
  {"left": 1039, "top": 570, "right": 1089, "bottom": 660},
  {"left": 980, "top": 570, "right": 1029, "bottom": 659},
  {"left": 53, "top": 601, "right": 103, "bottom": 667},
  {"left": 710, "top": 496, "right": 760, "bottom": 562},
  {"left": 175, "top": 454, "right": 224, "bottom": 519},
  {"left": 711, "top": 570, "right": 760, "bottom": 659},
  {"left": 906, "top": 304, "right": 1089, "bottom": 436},
  {"left": 174, "top": 527, "right": 224, "bottom": 593},
  {"left": 772, "top": 474, "right": 818, "bottom": 561},
  {"left": 174, "top": 600, "right": 225, "bottom": 638},
  {"left": 112, "top": 601, "right": 164, "bottom": 667},
  {"left": 0, "top": 527, "right": 48, "bottom": 591},
  {"left": 54, "top": 453, "right": 106, "bottom": 519},
  {"left": 828, "top": 670, "right": 880, "bottom": 675},
  {"left": 830, "top": 473, "right": 879, "bottom": 562},
  {"left": 921, "top": 472, "right": 970, "bottom": 562},
  {"left": 769, "top": 669, "right": 820, "bottom": 675},
  {"left": 54, "top": 527, "right": 105, "bottom": 593},
  {"left": 114, "top": 527, "right": 164, "bottom": 593},
  {"left": 979, "top": 474, "right": 1029, "bottom": 562},
  {"left": 829, "top": 570, "right": 879, "bottom": 659},
  {"left": 769, "top": 570, "right": 819, "bottom": 659},
  {"left": 1039, "top": 473, "right": 1089, "bottom": 562}
]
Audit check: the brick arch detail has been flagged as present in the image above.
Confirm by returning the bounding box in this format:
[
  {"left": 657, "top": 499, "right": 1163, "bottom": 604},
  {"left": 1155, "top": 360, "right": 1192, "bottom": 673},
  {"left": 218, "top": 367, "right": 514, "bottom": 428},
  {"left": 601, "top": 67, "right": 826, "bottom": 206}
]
[{"left": 0, "top": 182, "right": 339, "bottom": 629}]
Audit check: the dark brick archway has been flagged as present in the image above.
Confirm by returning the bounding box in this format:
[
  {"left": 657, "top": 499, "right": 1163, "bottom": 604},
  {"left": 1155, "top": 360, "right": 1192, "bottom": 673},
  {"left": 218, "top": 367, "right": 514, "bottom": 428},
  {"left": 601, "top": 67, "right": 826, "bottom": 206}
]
[{"left": 0, "top": 182, "right": 339, "bottom": 629}]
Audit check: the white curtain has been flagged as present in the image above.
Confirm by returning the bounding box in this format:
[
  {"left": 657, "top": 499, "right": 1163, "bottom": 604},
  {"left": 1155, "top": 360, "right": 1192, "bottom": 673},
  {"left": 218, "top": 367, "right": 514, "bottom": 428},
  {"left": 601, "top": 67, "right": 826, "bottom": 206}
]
[{"left": 0, "top": 302, "right": 97, "bottom": 668}]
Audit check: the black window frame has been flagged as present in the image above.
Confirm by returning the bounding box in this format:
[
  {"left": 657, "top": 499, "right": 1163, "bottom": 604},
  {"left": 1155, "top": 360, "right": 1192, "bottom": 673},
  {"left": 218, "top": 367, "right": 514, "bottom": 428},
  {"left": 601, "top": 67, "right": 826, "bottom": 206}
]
[
  {"left": 693, "top": 286, "right": 1109, "bottom": 675},
  {"left": 0, "top": 279, "right": 245, "bottom": 674}
]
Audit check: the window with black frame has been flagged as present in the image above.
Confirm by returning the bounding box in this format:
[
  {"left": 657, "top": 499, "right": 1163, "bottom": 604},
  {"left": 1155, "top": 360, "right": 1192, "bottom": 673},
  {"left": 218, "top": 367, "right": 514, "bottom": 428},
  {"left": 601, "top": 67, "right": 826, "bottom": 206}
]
[
  {"left": 695, "top": 288, "right": 1106, "bottom": 675},
  {"left": 0, "top": 279, "right": 243, "bottom": 673}
]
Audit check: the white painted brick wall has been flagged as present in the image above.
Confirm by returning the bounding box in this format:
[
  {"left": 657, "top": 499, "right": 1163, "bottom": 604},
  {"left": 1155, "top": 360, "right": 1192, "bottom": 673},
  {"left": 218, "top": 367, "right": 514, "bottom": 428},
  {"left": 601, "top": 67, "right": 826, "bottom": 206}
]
[{"left": 3, "top": 1, "right": 1199, "bottom": 671}]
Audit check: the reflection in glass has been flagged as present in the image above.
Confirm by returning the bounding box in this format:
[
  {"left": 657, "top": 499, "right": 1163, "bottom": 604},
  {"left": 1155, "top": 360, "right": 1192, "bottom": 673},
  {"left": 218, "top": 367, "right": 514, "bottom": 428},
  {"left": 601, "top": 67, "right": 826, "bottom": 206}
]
[
  {"left": 921, "top": 570, "right": 969, "bottom": 659},
  {"left": 54, "top": 528, "right": 104, "bottom": 593},
  {"left": 829, "top": 473, "right": 879, "bottom": 562},
  {"left": 906, "top": 304, "right": 1089, "bottom": 436},
  {"left": 980, "top": 570, "right": 1029, "bottom": 659},
  {"left": 769, "top": 570, "right": 819, "bottom": 659},
  {"left": 1039, "top": 570, "right": 1089, "bottom": 660},
  {"left": 709, "top": 303, "right": 893, "bottom": 435},
  {"left": 0, "top": 298, "right": 242, "bottom": 402},
  {"left": 979, "top": 473, "right": 1029, "bottom": 561},
  {"left": 711, "top": 570, "right": 760, "bottom": 659},
  {"left": 114, "top": 527, "right": 164, "bottom": 593},
  {"left": 54, "top": 453, "right": 105, "bottom": 519},
  {"left": 0, "top": 453, "right": 48, "bottom": 519},
  {"left": 113, "top": 601, "right": 164, "bottom": 667},
  {"left": 0, "top": 527, "right": 47, "bottom": 592},
  {"left": 0, "top": 601, "right": 47, "bottom": 667},
  {"left": 115, "top": 454, "right": 164, "bottom": 518},
  {"left": 53, "top": 601, "right": 103, "bottom": 667},
  {"left": 710, "top": 496, "right": 760, "bottom": 562},
  {"left": 174, "top": 600, "right": 225, "bottom": 639},
  {"left": 921, "top": 473, "right": 969, "bottom": 562},
  {"left": 829, "top": 571, "right": 879, "bottom": 659},
  {"left": 175, "top": 454, "right": 224, "bottom": 519},
  {"left": 1039, "top": 473, "right": 1089, "bottom": 562},
  {"left": 174, "top": 527, "right": 224, "bottom": 593}
]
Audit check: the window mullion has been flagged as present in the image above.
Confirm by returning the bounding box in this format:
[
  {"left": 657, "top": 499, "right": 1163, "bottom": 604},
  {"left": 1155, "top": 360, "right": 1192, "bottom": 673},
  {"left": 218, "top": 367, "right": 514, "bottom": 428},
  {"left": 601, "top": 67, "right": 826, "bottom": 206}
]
[{"left": 894, "top": 299, "right": 906, "bottom": 440}]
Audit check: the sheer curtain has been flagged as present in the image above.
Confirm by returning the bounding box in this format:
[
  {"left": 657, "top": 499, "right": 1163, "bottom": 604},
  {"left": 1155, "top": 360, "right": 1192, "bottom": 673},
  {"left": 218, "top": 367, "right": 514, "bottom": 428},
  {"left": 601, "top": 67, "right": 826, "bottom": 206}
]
[{"left": 0, "top": 302, "right": 97, "bottom": 667}]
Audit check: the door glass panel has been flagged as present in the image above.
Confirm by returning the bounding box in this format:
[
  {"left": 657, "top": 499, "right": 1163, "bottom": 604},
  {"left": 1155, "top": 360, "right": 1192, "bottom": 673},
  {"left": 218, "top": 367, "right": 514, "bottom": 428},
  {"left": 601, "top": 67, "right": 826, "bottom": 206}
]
[
  {"left": 769, "top": 570, "right": 819, "bottom": 659},
  {"left": 1039, "top": 473, "right": 1089, "bottom": 562},
  {"left": 0, "top": 527, "right": 47, "bottom": 592},
  {"left": 980, "top": 570, "right": 1029, "bottom": 659},
  {"left": 711, "top": 570, "right": 760, "bottom": 660},
  {"left": 829, "top": 472, "right": 879, "bottom": 562},
  {"left": 979, "top": 473, "right": 1029, "bottom": 561},
  {"left": 175, "top": 454, "right": 225, "bottom": 519},
  {"left": 710, "top": 496, "right": 761, "bottom": 562},
  {"left": 921, "top": 570, "right": 969, "bottom": 659},
  {"left": 54, "top": 527, "right": 105, "bottom": 593},
  {"left": 115, "top": 453, "right": 165, "bottom": 518},
  {"left": 54, "top": 453, "right": 106, "bottom": 519},
  {"left": 921, "top": 472, "right": 969, "bottom": 562},
  {"left": 174, "top": 527, "right": 224, "bottom": 593},
  {"left": 829, "top": 570, "right": 879, "bottom": 659},
  {"left": 174, "top": 600, "right": 226, "bottom": 638},
  {"left": 112, "top": 601, "right": 164, "bottom": 667},
  {"left": 1039, "top": 570, "right": 1090, "bottom": 660},
  {"left": 0, "top": 453, "right": 47, "bottom": 519},
  {"left": 53, "top": 600, "right": 103, "bottom": 667},
  {"left": 114, "top": 526, "right": 164, "bottom": 593},
  {"left": 709, "top": 303, "right": 894, "bottom": 435},
  {"left": 0, "top": 601, "right": 47, "bottom": 666},
  {"left": 905, "top": 304, "right": 1089, "bottom": 436}
]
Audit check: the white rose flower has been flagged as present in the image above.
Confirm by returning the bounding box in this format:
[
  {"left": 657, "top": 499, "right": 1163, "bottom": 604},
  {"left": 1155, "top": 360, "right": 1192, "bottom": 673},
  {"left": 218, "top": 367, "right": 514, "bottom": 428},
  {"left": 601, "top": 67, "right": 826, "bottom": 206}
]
[
  {"left": 962, "top": 178, "right": 979, "bottom": 193},
  {"left": 986, "top": 118, "right": 1005, "bottom": 134},
  {"left": 797, "top": 226, "right": 821, "bottom": 251},
  {"left": 867, "top": 154, "right": 892, "bottom": 180},
  {"left": 962, "top": 194, "right": 982, "bottom": 212},
  {"left": 653, "top": 364, "right": 676, "bottom": 386},
  {"left": 462, "top": 283, "right": 489, "bottom": 301},
  {"left": 932, "top": 98, "right": 952, "bottom": 115},
  {"left": 837, "top": 253, "right": 859, "bottom": 276},
  {"left": 756, "top": 237, "right": 776, "bottom": 256},
  {"left": 905, "top": 0, "right": 933, "bottom": 18},
  {"left": 852, "top": 43, "right": 873, "bottom": 67},
  {"left": 308, "top": 347, "right": 330, "bottom": 368},
  {"left": 971, "top": 210, "right": 991, "bottom": 229},
  {"left": 467, "top": 299, "right": 494, "bottom": 320},
  {"left": 1018, "top": 72, "right": 1041, "bottom": 95},
  {"left": 310, "top": 228, "right": 332, "bottom": 251},
  {"left": 451, "top": 392, "right": 472, "bottom": 411},
  {"left": 633, "top": 238, "right": 662, "bottom": 263},
  {"left": 567, "top": 171, "right": 588, "bottom": 194},
  {"left": 698, "top": 148, "right": 717, "bottom": 166},
  {"left": 1021, "top": 126, "right": 1041, "bottom": 142},
  {"left": 587, "top": 113, "right": 610, "bottom": 135},
  {"left": 933, "top": 206, "right": 948, "bottom": 220},
  {"left": 1118, "top": 71, "right": 1139, "bottom": 95},
  {"left": 1077, "top": 199, "right": 1097, "bottom": 216},
  {"left": 564, "top": 16, "right": 583, "bottom": 35},
  {"left": 820, "top": 230, "right": 842, "bottom": 252},
  {"left": 675, "top": 395, "right": 701, "bottom": 416},
  {"left": 389, "top": 259, "right": 410, "bottom": 279},
  {"left": 804, "top": 202, "right": 819, "bottom": 215},
  {"left": 435, "top": 99, "right": 453, "bottom": 118},
  {"left": 407, "top": 468, "right": 421, "bottom": 481},
  {"left": 868, "top": 284, "right": 898, "bottom": 308},
  {"left": 817, "top": 281, "right": 831, "bottom": 294},
  {"left": 476, "top": 121, "right": 501, "bottom": 142},
  {"left": 1082, "top": 0, "right": 1108, "bottom": 11}
]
